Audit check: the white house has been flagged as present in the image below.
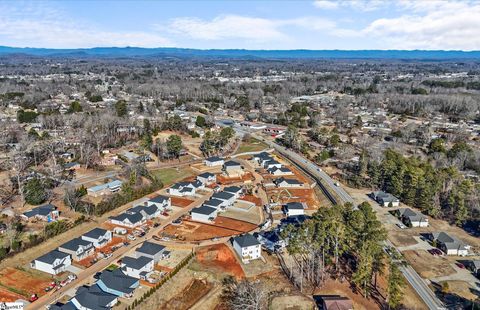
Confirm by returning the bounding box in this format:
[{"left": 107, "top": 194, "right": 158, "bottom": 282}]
[
  {"left": 205, "top": 156, "right": 224, "bottom": 167},
  {"left": 267, "top": 167, "right": 293, "bottom": 176},
  {"left": 429, "top": 232, "right": 470, "bottom": 256},
  {"left": 127, "top": 204, "right": 161, "bottom": 220},
  {"left": 121, "top": 256, "right": 154, "bottom": 280},
  {"left": 284, "top": 202, "right": 306, "bottom": 217},
  {"left": 203, "top": 198, "right": 225, "bottom": 210},
  {"left": 372, "top": 191, "right": 400, "bottom": 207},
  {"left": 58, "top": 237, "right": 95, "bottom": 261},
  {"left": 70, "top": 285, "right": 118, "bottom": 310},
  {"left": 109, "top": 212, "right": 146, "bottom": 228},
  {"left": 31, "top": 250, "right": 72, "bottom": 275},
  {"left": 148, "top": 195, "right": 171, "bottom": 209},
  {"left": 222, "top": 160, "right": 244, "bottom": 177},
  {"left": 263, "top": 160, "right": 282, "bottom": 170},
  {"left": 223, "top": 186, "right": 243, "bottom": 198},
  {"left": 87, "top": 180, "right": 123, "bottom": 197},
  {"left": 168, "top": 182, "right": 196, "bottom": 197},
  {"left": 21, "top": 204, "right": 59, "bottom": 222},
  {"left": 211, "top": 191, "right": 236, "bottom": 207},
  {"left": 82, "top": 228, "right": 112, "bottom": 248},
  {"left": 396, "top": 208, "right": 429, "bottom": 227},
  {"left": 135, "top": 242, "right": 167, "bottom": 263},
  {"left": 275, "top": 177, "right": 303, "bottom": 188},
  {"left": 197, "top": 172, "right": 216, "bottom": 185},
  {"left": 253, "top": 152, "right": 273, "bottom": 166},
  {"left": 233, "top": 234, "right": 262, "bottom": 264},
  {"left": 191, "top": 206, "right": 218, "bottom": 222}
]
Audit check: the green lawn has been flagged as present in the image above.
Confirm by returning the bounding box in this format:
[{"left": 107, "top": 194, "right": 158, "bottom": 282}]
[
  {"left": 106, "top": 264, "right": 119, "bottom": 271},
  {"left": 150, "top": 167, "right": 194, "bottom": 186},
  {"left": 235, "top": 138, "right": 269, "bottom": 154}
]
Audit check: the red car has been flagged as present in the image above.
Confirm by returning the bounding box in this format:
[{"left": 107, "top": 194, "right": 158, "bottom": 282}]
[
  {"left": 456, "top": 262, "right": 466, "bottom": 269},
  {"left": 29, "top": 293, "right": 38, "bottom": 302}
]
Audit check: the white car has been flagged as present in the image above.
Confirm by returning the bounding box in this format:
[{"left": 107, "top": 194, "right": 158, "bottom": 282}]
[{"left": 127, "top": 234, "right": 136, "bottom": 241}]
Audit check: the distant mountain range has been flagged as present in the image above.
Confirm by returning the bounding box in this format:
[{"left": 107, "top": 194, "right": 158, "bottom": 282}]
[{"left": 1, "top": 46, "right": 480, "bottom": 59}]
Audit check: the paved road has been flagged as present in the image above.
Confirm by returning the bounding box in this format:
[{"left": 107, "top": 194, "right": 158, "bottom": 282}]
[
  {"left": 221, "top": 121, "right": 445, "bottom": 310},
  {"left": 28, "top": 193, "right": 211, "bottom": 310}
]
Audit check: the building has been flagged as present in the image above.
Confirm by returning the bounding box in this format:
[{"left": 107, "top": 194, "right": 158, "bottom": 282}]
[
  {"left": 275, "top": 177, "right": 303, "bottom": 188},
  {"left": 82, "top": 228, "right": 112, "bottom": 248},
  {"left": 223, "top": 186, "right": 243, "bottom": 198},
  {"left": 109, "top": 212, "right": 146, "bottom": 228},
  {"left": 222, "top": 160, "right": 244, "bottom": 177},
  {"left": 168, "top": 182, "right": 196, "bottom": 197},
  {"left": 21, "top": 204, "right": 59, "bottom": 222},
  {"left": 372, "top": 191, "right": 400, "bottom": 207},
  {"left": 232, "top": 233, "right": 262, "bottom": 264},
  {"left": 121, "top": 256, "right": 154, "bottom": 280},
  {"left": 127, "top": 204, "right": 161, "bottom": 220},
  {"left": 135, "top": 241, "right": 167, "bottom": 263},
  {"left": 191, "top": 206, "right": 218, "bottom": 222},
  {"left": 252, "top": 152, "right": 273, "bottom": 166},
  {"left": 63, "top": 162, "right": 81, "bottom": 171},
  {"left": 70, "top": 285, "right": 118, "bottom": 310},
  {"left": 211, "top": 191, "right": 236, "bottom": 207},
  {"left": 58, "top": 238, "right": 95, "bottom": 261},
  {"left": 31, "top": 250, "right": 72, "bottom": 275},
  {"left": 204, "top": 156, "right": 224, "bottom": 167},
  {"left": 396, "top": 208, "right": 429, "bottom": 227},
  {"left": 284, "top": 202, "right": 306, "bottom": 217},
  {"left": 263, "top": 159, "right": 282, "bottom": 170},
  {"left": 148, "top": 195, "right": 171, "bottom": 209},
  {"left": 197, "top": 172, "right": 216, "bottom": 185},
  {"left": 97, "top": 269, "right": 139, "bottom": 298},
  {"left": 429, "top": 232, "right": 470, "bottom": 256},
  {"left": 100, "top": 154, "right": 118, "bottom": 166},
  {"left": 267, "top": 167, "right": 293, "bottom": 176},
  {"left": 203, "top": 198, "right": 225, "bottom": 210},
  {"left": 466, "top": 260, "right": 480, "bottom": 277},
  {"left": 314, "top": 296, "right": 353, "bottom": 310},
  {"left": 87, "top": 180, "right": 123, "bottom": 197}
]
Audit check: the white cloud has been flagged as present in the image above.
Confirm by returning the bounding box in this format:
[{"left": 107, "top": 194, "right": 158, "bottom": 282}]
[
  {"left": 0, "top": 2, "right": 173, "bottom": 48},
  {"left": 313, "top": 1, "right": 339, "bottom": 9},
  {"left": 163, "top": 15, "right": 336, "bottom": 42},
  {"left": 363, "top": 1, "right": 480, "bottom": 50}
]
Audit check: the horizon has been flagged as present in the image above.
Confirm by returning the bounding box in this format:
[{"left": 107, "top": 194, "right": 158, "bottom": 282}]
[{"left": 1, "top": 1, "right": 480, "bottom": 50}]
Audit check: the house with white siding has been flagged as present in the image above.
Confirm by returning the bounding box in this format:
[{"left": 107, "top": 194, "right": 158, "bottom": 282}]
[
  {"left": 31, "top": 250, "right": 72, "bottom": 275},
  {"left": 205, "top": 156, "right": 225, "bottom": 167},
  {"left": 191, "top": 206, "right": 217, "bottom": 222},
  {"left": 233, "top": 234, "right": 262, "bottom": 264},
  {"left": 121, "top": 256, "right": 154, "bottom": 280},
  {"left": 82, "top": 228, "right": 112, "bottom": 248}
]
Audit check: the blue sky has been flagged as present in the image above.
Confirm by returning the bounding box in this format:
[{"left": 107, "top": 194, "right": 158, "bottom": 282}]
[{"left": 0, "top": 0, "right": 479, "bottom": 50}]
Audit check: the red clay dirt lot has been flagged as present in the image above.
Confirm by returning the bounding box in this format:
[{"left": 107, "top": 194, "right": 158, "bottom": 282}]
[
  {"left": 266, "top": 187, "right": 320, "bottom": 209},
  {"left": 162, "top": 278, "right": 213, "bottom": 310},
  {"left": 240, "top": 194, "right": 262, "bottom": 206},
  {"left": 217, "top": 172, "right": 255, "bottom": 185},
  {"left": 162, "top": 216, "right": 257, "bottom": 241},
  {"left": 0, "top": 287, "right": 24, "bottom": 302},
  {"left": 196, "top": 244, "right": 245, "bottom": 279},
  {"left": 171, "top": 196, "right": 194, "bottom": 208},
  {"left": 0, "top": 267, "right": 52, "bottom": 299}
]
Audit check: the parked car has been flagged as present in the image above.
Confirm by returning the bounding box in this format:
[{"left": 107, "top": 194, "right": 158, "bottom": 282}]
[
  {"left": 104, "top": 253, "right": 113, "bottom": 259},
  {"left": 396, "top": 223, "right": 407, "bottom": 229},
  {"left": 152, "top": 235, "right": 161, "bottom": 241},
  {"left": 29, "top": 293, "right": 38, "bottom": 302},
  {"left": 127, "top": 234, "right": 136, "bottom": 241},
  {"left": 456, "top": 262, "right": 466, "bottom": 269}
]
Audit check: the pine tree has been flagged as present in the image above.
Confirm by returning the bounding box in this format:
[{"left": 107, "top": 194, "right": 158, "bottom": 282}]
[{"left": 387, "top": 261, "right": 405, "bottom": 309}]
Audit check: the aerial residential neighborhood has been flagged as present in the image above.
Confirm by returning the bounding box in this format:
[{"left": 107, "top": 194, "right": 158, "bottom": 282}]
[{"left": 0, "top": 1, "right": 479, "bottom": 310}]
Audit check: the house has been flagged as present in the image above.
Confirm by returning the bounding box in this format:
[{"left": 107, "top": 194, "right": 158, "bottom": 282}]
[
  {"left": 466, "top": 260, "right": 480, "bottom": 277},
  {"left": 197, "top": 172, "right": 216, "bottom": 185},
  {"left": 148, "top": 195, "right": 171, "bottom": 209},
  {"left": 372, "top": 191, "right": 400, "bottom": 207},
  {"left": 314, "top": 296, "right": 353, "bottom": 310},
  {"left": 205, "top": 156, "right": 224, "bottom": 167},
  {"left": 121, "top": 256, "right": 154, "bottom": 280},
  {"left": 267, "top": 166, "right": 293, "bottom": 176},
  {"left": 396, "top": 208, "right": 429, "bottom": 227},
  {"left": 127, "top": 204, "right": 161, "bottom": 220},
  {"left": 284, "top": 202, "right": 306, "bottom": 217},
  {"left": 263, "top": 159, "right": 282, "bottom": 170},
  {"left": 222, "top": 160, "right": 244, "bottom": 177},
  {"left": 87, "top": 180, "right": 123, "bottom": 197},
  {"left": 203, "top": 198, "right": 225, "bottom": 210},
  {"left": 49, "top": 302, "right": 76, "bottom": 310},
  {"left": 100, "top": 154, "right": 118, "bottom": 166},
  {"left": 252, "top": 152, "right": 273, "bottom": 166},
  {"left": 63, "top": 162, "right": 81, "bottom": 171},
  {"left": 191, "top": 206, "right": 218, "bottom": 222},
  {"left": 168, "top": 182, "right": 196, "bottom": 197},
  {"left": 257, "top": 230, "right": 287, "bottom": 253},
  {"left": 70, "top": 285, "right": 118, "bottom": 310},
  {"left": 429, "top": 232, "right": 470, "bottom": 256},
  {"left": 82, "top": 228, "right": 112, "bottom": 248},
  {"left": 21, "top": 204, "right": 59, "bottom": 222},
  {"left": 58, "top": 237, "right": 95, "bottom": 261},
  {"left": 275, "top": 177, "right": 303, "bottom": 188},
  {"left": 211, "top": 191, "right": 236, "bottom": 206},
  {"left": 233, "top": 233, "right": 262, "bottom": 264},
  {"left": 97, "top": 269, "right": 139, "bottom": 298},
  {"left": 135, "top": 241, "right": 166, "bottom": 263},
  {"left": 109, "top": 212, "right": 146, "bottom": 228},
  {"left": 31, "top": 250, "right": 72, "bottom": 275},
  {"left": 223, "top": 186, "right": 243, "bottom": 198}
]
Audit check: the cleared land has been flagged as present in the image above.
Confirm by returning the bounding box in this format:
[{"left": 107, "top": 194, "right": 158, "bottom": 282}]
[
  {"left": 0, "top": 267, "right": 52, "bottom": 299},
  {"left": 195, "top": 244, "right": 245, "bottom": 279},
  {"left": 162, "top": 279, "right": 213, "bottom": 310},
  {"left": 270, "top": 295, "right": 315, "bottom": 310},
  {"left": 0, "top": 287, "right": 24, "bottom": 302},
  {"left": 150, "top": 166, "right": 195, "bottom": 186},
  {"left": 171, "top": 196, "right": 195, "bottom": 208},
  {"left": 403, "top": 250, "right": 456, "bottom": 278},
  {"left": 235, "top": 137, "right": 269, "bottom": 154}
]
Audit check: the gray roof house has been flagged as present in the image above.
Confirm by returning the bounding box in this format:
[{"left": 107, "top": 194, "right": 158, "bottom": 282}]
[
  {"left": 21, "top": 204, "right": 59, "bottom": 222},
  {"left": 58, "top": 237, "right": 94, "bottom": 261},
  {"left": 372, "top": 191, "right": 400, "bottom": 207},
  {"left": 121, "top": 256, "right": 154, "bottom": 279},
  {"left": 275, "top": 177, "right": 303, "bottom": 187},
  {"left": 70, "top": 285, "right": 118, "bottom": 310},
  {"left": 82, "top": 228, "right": 112, "bottom": 248},
  {"left": 396, "top": 208, "right": 429, "bottom": 227},
  {"left": 109, "top": 212, "right": 145, "bottom": 228},
  {"left": 429, "top": 232, "right": 469, "bottom": 256},
  {"left": 223, "top": 186, "right": 243, "bottom": 197},
  {"left": 97, "top": 269, "right": 139, "bottom": 298},
  {"left": 31, "top": 250, "right": 72, "bottom": 275},
  {"left": 135, "top": 241, "right": 166, "bottom": 263},
  {"left": 203, "top": 198, "right": 224, "bottom": 209}
]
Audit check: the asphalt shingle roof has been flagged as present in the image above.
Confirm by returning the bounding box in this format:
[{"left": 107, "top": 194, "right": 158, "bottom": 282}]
[
  {"left": 234, "top": 234, "right": 260, "bottom": 248},
  {"left": 136, "top": 241, "right": 165, "bottom": 256}
]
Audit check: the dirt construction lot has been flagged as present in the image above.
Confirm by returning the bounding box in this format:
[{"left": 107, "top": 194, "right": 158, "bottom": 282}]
[
  {"left": 195, "top": 244, "right": 245, "bottom": 279},
  {"left": 162, "top": 216, "right": 257, "bottom": 241},
  {"left": 0, "top": 267, "right": 52, "bottom": 299},
  {"left": 162, "top": 278, "right": 213, "bottom": 310},
  {"left": 171, "top": 196, "right": 195, "bottom": 208},
  {"left": 403, "top": 250, "right": 456, "bottom": 278}
]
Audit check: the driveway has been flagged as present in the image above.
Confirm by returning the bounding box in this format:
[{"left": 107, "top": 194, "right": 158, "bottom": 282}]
[
  {"left": 397, "top": 236, "right": 435, "bottom": 252},
  {"left": 66, "top": 264, "right": 83, "bottom": 275}
]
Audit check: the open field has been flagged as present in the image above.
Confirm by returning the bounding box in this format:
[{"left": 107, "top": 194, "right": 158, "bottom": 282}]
[
  {"left": 217, "top": 172, "right": 255, "bottom": 185},
  {"left": 162, "top": 216, "right": 257, "bottom": 241},
  {"left": 154, "top": 131, "right": 203, "bottom": 157},
  {"left": 0, "top": 267, "right": 52, "bottom": 299},
  {"left": 150, "top": 166, "right": 195, "bottom": 186},
  {"left": 171, "top": 196, "right": 195, "bottom": 208},
  {"left": 234, "top": 137, "right": 269, "bottom": 154},
  {"left": 163, "top": 278, "right": 213, "bottom": 310},
  {"left": 403, "top": 250, "right": 456, "bottom": 278},
  {"left": 195, "top": 244, "right": 245, "bottom": 279},
  {"left": 270, "top": 295, "right": 315, "bottom": 310},
  {"left": 0, "top": 287, "right": 24, "bottom": 302}
]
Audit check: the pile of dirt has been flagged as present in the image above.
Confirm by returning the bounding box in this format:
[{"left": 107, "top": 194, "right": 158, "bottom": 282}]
[
  {"left": 163, "top": 278, "right": 213, "bottom": 310},
  {"left": 196, "top": 244, "right": 245, "bottom": 279}
]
